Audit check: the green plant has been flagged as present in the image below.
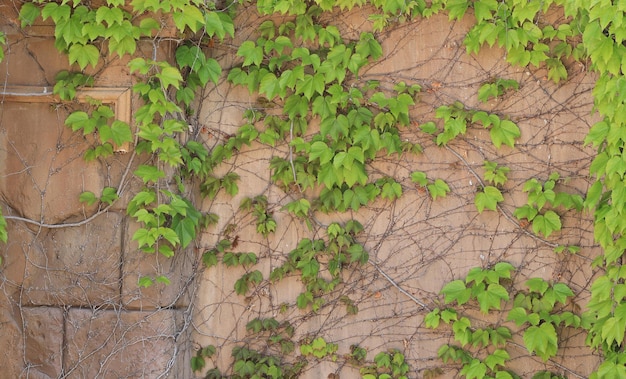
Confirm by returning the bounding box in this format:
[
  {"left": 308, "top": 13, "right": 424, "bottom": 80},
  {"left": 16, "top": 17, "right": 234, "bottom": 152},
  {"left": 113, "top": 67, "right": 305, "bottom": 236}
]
[
  {"left": 300, "top": 336, "right": 338, "bottom": 360},
  {"left": 477, "top": 78, "right": 519, "bottom": 103},
  {"left": 270, "top": 221, "right": 368, "bottom": 312},
  {"left": 514, "top": 173, "right": 583, "bottom": 238},
  {"left": 427, "top": 264, "right": 580, "bottom": 378},
  {"left": 360, "top": 349, "right": 410, "bottom": 379}
]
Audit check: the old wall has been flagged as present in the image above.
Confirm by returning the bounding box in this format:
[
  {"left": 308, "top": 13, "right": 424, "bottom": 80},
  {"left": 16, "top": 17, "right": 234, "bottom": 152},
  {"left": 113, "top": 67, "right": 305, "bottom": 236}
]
[
  {"left": 0, "top": 3, "right": 194, "bottom": 378},
  {"left": 0, "top": 2, "right": 603, "bottom": 379}
]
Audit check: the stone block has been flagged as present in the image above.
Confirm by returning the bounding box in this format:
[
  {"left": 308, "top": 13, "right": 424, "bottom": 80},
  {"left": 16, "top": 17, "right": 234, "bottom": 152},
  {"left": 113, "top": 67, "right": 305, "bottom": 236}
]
[
  {"left": 0, "top": 101, "right": 105, "bottom": 224},
  {"left": 23, "top": 307, "right": 64, "bottom": 378},
  {"left": 0, "top": 296, "right": 26, "bottom": 378},
  {"left": 64, "top": 308, "right": 183, "bottom": 379},
  {"left": 22, "top": 212, "right": 123, "bottom": 306}
]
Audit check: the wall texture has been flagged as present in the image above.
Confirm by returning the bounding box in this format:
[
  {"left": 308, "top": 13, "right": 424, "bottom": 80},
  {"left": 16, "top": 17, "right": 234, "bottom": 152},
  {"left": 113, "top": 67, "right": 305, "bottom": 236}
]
[{"left": 0, "top": 2, "right": 602, "bottom": 378}]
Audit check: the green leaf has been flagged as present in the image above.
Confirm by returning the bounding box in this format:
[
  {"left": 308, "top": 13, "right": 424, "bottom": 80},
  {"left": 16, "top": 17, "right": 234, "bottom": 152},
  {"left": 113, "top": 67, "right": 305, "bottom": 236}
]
[
  {"left": 474, "top": 0, "right": 497, "bottom": 23},
  {"left": 138, "top": 276, "right": 154, "bottom": 287},
  {"left": 106, "top": 120, "right": 133, "bottom": 146},
  {"left": 259, "top": 72, "right": 280, "bottom": 99},
  {"left": 19, "top": 2, "right": 41, "bottom": 27},
  {"left": 602, "top": 316, "right": 626, "bottom": 347},
  {"left": 68, "top": 43, "right": 100, "bottom": 70},
  {"left": 441, "top": 280, "right": 471, "bottom": 305},
  {"left": 428, "top": 179, "right": 450, "bottom": 200},
  {"left": 490, "top": 119, "right": 520, "bottom": 148},
  {"left": 425, "top": 309, "right": 441, "bottom": 329},
  {"left": 484, "top": 349, "right": 509, "bottom": 370},
  {"left": 526, "top": 277, "right": 549, "bottom": 294},
  {"left": 507, "top": 307, "right": 530, "bottom": 326},
  {"left": 238, "top": 41, "right": 263, "bottom": 67},
  {"left": 157, "top": 66, "right": 183, "bottom": 89},
  {"left": 100, "top": 187, "right": 119, "bottom": 205},
  {"left": 411, "top": 171, "right": 428, "bottom": 186},
  {"left": 79, "top": 191, "right": 98, "bottom": 206},
  {"left": 460, "top": 359, "right": 487, "bottom": 379},
  {"left": 134, "top": 165, "right": 166, "bottom": 183},
  {"left": 420, "top": 121, "right": 438, "bottom": 134},
  {"left": 523, "top": 323, "right": 558, "bottom": 361},
  {"left": 551, "top": 282, "right": 574, "bottom": 304},
  {"left": 531, "top": 210, "right": 561, "bottom": 238},
  {"left": 475, "top": 186, "right": 503, "bottom": 212},
  {"left": 202, "top": 250, "right": 218, "bottom": 267},
  {"left": 172, "top": 217, "right": 197, "bottom": 249},
  {"left": 476, "top": 283, "right": 509, "bottom": 313},
  {"left": 585, "top": 120, "right": 609, "bottom": 147},
  {"left": 172, "top": 5, "right": 205, "bottom": 33}
]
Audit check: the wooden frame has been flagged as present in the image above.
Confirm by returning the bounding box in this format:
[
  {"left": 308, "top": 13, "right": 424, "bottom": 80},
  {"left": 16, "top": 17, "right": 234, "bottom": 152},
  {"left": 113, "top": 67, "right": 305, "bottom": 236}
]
[{"left": 0, "top": 85, "right": 132, "bottom": 152}]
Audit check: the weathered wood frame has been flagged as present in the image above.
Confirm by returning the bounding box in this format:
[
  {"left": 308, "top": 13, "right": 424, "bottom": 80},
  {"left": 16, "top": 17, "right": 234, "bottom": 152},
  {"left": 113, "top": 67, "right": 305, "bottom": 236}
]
[{"left": 0, "top": 85, "right": 132, "bottom": 152}]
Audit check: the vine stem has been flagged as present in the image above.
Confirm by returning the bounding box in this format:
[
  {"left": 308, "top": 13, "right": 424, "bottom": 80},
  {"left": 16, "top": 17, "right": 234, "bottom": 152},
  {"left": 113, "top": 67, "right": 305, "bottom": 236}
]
[
  {"left": 4, "top": 147, "right": 137, "bottom": 229},
  {"left": 507, "top": 340, "right": 588, "bottom": 379},
  {"left": 369, "top": 260, "right": 431, "bottom": 311}
]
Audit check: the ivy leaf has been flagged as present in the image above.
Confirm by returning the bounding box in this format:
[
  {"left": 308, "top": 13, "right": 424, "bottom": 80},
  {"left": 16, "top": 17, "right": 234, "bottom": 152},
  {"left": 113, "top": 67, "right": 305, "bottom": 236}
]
[
  {"left": 79, "top": 191, "right": 98, "bottom": 206},
  {"left": 428, "top": 179, "right": 450, "bottom": 200},
  {"left": 68, "top": 43, "right": 100, "bottom": 70},
  {"left": 584, "top": 120, "right": 609, "bottom": 147},
  {"left": 238, "top": 41, "right": 263, "bottom": 67},
  {"left": 172, "top": 5, "right": 205, "bottom": 33},
  {"left": 259, "top": 72, "right": 280, "bottom": 99},
  {"left": 64, "top": 111, "right": 91, "bottom": 132},
  {"left": 474, "top": 0, "right": 497, "bottom": 23},
  {"left": 596, "top": 361, "right": 626, "bottom": 379},
  {"left": 297, "top": 73, "right": 325, "bottom": 100},
  {"left": 157, "top": 66, "right": 183, "bottom": 89},
  {"left": 476, "top": 283, "right": 509, "bottom": 313},
  {"left": 109, "top": 35, "right": 137, "bottom": 57},
  {"left": 100, "top": 187, "right": 119, "bottom": 205},
  {"left": 411, "top": 171, "right": 428, "bottom": 186},
  {"left": 484, "top": 349, "right": 509, "bottom": 371},
  {"left": 284, "top": 94, "right": 308, "bottom": 118},
  {"left": 135, "top": 165, "right": 165, "bottom": 183},
  {"left": 441, "top": 280, "right": 471, "bottom": 305},
  {"left": 19, "top": 2, "right": 41, "bottom": 27},
  {"left": 172, "top": 216, "right": 197, "bottom": 249},
  {"left": 106, "top": 120, "right": 132, "bottom": 146},
  {"left": 490, "top": 119, "right": 520, "bottom": 148},
  {"left": 526, "top": 277, "right": 550, "bottom": 295},
  {"left": 197, "top": 59, "right": 222, "bottom": 86},
  {"left": 320, "top": 114, "right": 349, "bottom": 141},
  {"left": 475, "top": 186, "right": 504, "bottom": 212},
  {"left": 460, "top": 359, "right": 487, "bottom": 379},
  {"left": 524, "top": 323, "right": 558, "bottom": 361},
  {"left": 531, "top": 210, "right": 561, "bottom": 238},
  {"left": 551, "top": 282, "right": 574, "bottom": 304},
  {"left": 138, "top": 276, "right": 154, "bottom": 288},
  {"left": 424, "top": 308, "right": 441, "bottom": 329},
  {"left": 507, "top": 307, "right": 530, "bottom": 326},
  {"left": 446, "top": 0, "right": 470, "bottom": 20}
]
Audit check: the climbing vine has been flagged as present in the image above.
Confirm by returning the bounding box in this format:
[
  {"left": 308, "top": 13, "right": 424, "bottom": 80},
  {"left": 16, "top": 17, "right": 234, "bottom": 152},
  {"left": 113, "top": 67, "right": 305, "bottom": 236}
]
[{"left": 1, "top": 0, "right": 625, "bottom": 377}]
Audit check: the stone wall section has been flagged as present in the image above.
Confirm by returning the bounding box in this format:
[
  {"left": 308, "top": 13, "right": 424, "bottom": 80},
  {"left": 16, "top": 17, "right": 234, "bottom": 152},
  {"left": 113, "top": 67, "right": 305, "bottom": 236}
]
[{"left": 0, "top": 4, "right": 192, "bottom": 377}]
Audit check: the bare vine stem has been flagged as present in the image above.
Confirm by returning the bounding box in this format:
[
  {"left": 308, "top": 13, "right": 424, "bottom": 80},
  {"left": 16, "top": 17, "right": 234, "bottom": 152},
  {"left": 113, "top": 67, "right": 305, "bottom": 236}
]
[
  {"left": 4, "top": 147, "right": 137, "bottom": 229},
  {"left": 369, "top": 260, "right": 431, "bottom": 311}
]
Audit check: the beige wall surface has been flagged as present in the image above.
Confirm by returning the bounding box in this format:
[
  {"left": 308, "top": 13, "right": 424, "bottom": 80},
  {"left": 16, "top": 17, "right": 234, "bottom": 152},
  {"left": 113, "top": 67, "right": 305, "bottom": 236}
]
[{"left": 0, "top": 1, "right": 601, "bottom": 378}]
